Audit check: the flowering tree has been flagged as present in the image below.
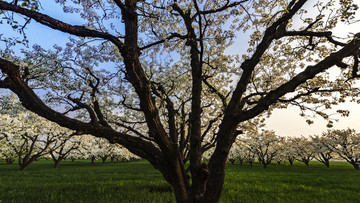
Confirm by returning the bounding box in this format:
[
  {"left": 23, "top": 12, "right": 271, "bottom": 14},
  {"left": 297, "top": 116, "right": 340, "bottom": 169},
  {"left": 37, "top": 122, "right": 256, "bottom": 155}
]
[
  {"left": 292, "top": 136, "right": 314, "bottom": 166},
  {"left": 242, "top": 130, "right": 280, "bottom": 168},
  {"left": 48, "top": 131, "right": 82, "bottom": 168},
  {"left": 79, "top": 135, "right": 102, "bottom": 164},
  {"left": 1, "top": 0, "right": 360, "bottom": 202},
  {"left": 0, "top": 137, "right": 16, "bottom": 164},
  {"left": 97, "top": 137, "right": 113, "bottom": 163},
  {"left": 228, "top": 143, "right": 245, "bottom": 165},
  {"left": 311, "top": 134, "right": 333, "bottom": 167},
  {"left": 323, "top": 129, "right": 360, "bottom": 170},
  {"left": 282, "top": 137, "right": 297, "bottom": 165},
  {"left": 0, "top": 112, "right": 62, "bottom": 170},
  {"left": 109, "top": 143, "right": 136, "bottom": 163}
]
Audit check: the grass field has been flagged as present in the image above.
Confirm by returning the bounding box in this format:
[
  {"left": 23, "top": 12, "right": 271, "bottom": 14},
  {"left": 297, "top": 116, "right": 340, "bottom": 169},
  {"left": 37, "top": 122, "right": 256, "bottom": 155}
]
[{"left": 0, "top": 160, "right": 359, "bottom": 202}]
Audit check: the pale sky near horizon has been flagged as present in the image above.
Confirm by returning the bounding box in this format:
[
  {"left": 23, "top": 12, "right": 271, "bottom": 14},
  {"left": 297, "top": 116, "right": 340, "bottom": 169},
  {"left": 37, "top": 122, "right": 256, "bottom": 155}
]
[{"left": 1, "top": 1, "right": 360, "bottom": 138}]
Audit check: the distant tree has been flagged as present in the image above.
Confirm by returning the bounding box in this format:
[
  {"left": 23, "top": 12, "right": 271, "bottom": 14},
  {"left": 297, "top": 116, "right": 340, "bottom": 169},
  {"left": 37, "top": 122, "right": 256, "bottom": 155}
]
[
  {"left": 283, "top": 138, "right": 297, "bottom": 165},
  {"left": 97, "top": 138, "right": 113, "bottom": 164},
  {"left": 0, "top": 112, "right": 61, "bottom": 170},
  {"left": 1, "top": 0, "right": 360, "bottom": 201},
  {"left": 311, "top": 134, "right": 333, "bottom": 168},
  {"left": 228, "top": 143, "right": 243, "bottom": 165},
  {"left": 292, "top": 136, "right": 314, "bottom": 166},
  {"left": 323, "top": 129, "right": 360, "bottom": 170},
  {"left": 80, "top": 135, "right": 101, "bottom": 164},
  {"left": 0, "top": 137, "right": 16, "bottom": 164},
  {"left": 243, "top": 131, "right": 280, "bottom": 168},
  {"left": 48, "top": 132, "right": 82, "bottom": 168},
  {"left": 274, "top": 138, "right": 286, "bottom": 165}
]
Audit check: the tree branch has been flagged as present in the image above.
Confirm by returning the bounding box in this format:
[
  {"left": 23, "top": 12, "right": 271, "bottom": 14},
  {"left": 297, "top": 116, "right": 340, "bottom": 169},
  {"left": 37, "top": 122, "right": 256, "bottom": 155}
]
[
  {"left": 0, "top": 58, "right": 167, "bottom": 172},
  {"left": 236, "top": 33, "right": 360, "bottom": 123},
  {"left": 139, "top": 33, "right": 188, "bottom": 50},
  {"left": 0, "top": 1, "right": 124, "bottom": 48}
]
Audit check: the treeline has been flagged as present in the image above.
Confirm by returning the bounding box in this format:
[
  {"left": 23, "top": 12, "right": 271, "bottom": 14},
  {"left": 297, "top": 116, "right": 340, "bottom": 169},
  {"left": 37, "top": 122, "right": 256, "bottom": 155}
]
[
  {"left": 228, "top": 129, "right": 360, "bottom": 170},
  {"left": 0, "top": 112, "right": 138, "bottom": 171}
]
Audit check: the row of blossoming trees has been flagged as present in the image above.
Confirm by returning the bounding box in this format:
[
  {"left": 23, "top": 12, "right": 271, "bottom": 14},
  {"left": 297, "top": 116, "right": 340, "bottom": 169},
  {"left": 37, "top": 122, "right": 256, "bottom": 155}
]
[
  {"left": 0, "top": 94, "right": 138, "bottom": 170},
  {"left": 1, "top": 94, "right": 359, "bottom": 171},
  {"left": 227, "top": 130, "right": 360, "bottom": 170}
]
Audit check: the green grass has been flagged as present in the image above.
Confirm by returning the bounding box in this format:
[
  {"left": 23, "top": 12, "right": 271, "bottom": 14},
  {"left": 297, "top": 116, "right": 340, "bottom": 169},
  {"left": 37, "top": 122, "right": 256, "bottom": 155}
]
[
  {"left": 0, "top": 160, "right": 359, "bottom": 202},
  {"left": 223, "top": 161, "right": 360, "bottom": 202}
]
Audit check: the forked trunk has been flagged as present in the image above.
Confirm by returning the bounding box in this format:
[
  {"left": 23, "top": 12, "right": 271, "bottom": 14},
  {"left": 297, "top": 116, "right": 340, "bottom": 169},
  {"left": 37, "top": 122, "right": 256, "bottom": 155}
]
[
  {"left": 304, "top": 160, "right": 310, "bottom": 166},
  {"left": 19, "top": 160, "right": 34, "bottom": 171},
  {"left": 262, "top": 161, "right": 267, "bottom": 168},
  {"left": 289, "top": 160, "right": 294, "bottom": 165}
]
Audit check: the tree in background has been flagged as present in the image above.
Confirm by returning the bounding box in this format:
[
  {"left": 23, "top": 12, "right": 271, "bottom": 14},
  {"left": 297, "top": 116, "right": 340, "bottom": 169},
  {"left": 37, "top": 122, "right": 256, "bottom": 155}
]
[
  {"left": 0, "top": 112, "right": 61, "bottom": 170},
  {"left": 97, "top": 137, "right": 113, "bottom": 163},
  {"left": 48, "top": 131, "right": 82, "bottom": 168},
  {"left": 242, "top": 130, "right": 280, "bottom": 168},
  {"left": 311, "top": 134, "right": 333, "bottom": 167},
  {"left": 292, "top": 136, "right": 314, "bottom": 166},
  {"left": 282, "top": 137, "right": 297, "bottom": 165},
  {"left": 1, "top": 0, "right": 360, "bottom": 201},
  {"left": 0, "top": 137, "right": 16, "bottom": 164},
  {"left": 323, "top": 129, "right": 360, "bottom": 170}
]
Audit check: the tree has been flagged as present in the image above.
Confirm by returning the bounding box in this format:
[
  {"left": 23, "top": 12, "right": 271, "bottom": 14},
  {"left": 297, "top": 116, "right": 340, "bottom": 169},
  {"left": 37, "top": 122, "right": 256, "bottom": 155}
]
[
  {"left": 80, "top": 135, "right": 102, "bottom": 164},
  {"left": 1, "top": 0, "right": 360, "bottom": 202},
  {"left": 282, "top": 137, "right": 297, "bottom": 165},
  {"left": 292, "top": 136, "right": 314, "bottom": 166},
  {"left": 0, "top": 112, "right": 61, "bottom": 170},
  {"left": 311, "top": 134, "right": 333, "bottom": 167},
  {"left": 323, "top": 129, "right": 360, "bottom": 170},
  {"left": 242, "top": 130, "right": 280, "bottom": 168},
  {"left": 0, "top": 137, "right": 16, "bottom": 164},
  {"left": 97, "top": 137, "right": 113, "bottom": 163},
  {"left": 48, "top": 131, "right": 82, "bottom": 168}
]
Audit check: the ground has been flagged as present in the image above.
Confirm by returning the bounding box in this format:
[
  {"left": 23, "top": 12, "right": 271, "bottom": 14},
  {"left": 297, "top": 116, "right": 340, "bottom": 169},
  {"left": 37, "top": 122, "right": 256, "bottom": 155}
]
[{"left": 0, "top": 160, "right": 359, "bottom": 202}]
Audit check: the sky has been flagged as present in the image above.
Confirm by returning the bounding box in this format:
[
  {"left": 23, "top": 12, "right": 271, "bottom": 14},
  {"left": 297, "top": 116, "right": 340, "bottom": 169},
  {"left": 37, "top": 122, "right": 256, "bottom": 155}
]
[{"left": 1, "top": 0, "right": 360, "bottom": 138}]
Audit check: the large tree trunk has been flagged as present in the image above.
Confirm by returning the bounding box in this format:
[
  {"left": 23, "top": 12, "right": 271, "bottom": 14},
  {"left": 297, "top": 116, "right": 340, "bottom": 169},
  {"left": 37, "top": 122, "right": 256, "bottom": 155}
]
[{"left": 201, "top": 121, "right": 238, "bottom": 203}]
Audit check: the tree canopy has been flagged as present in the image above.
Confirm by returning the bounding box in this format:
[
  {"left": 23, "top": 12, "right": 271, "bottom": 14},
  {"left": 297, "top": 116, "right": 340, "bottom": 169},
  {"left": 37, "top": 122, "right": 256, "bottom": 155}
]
[{"left": 1, "top": 0, "right": 360, "bottom": 202}]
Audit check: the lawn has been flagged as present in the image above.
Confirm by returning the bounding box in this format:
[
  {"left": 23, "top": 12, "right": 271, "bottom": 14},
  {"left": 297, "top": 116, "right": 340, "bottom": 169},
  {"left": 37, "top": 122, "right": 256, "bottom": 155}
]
[{"left": 0, "top": 160, "right": 359, "bottom": 202}]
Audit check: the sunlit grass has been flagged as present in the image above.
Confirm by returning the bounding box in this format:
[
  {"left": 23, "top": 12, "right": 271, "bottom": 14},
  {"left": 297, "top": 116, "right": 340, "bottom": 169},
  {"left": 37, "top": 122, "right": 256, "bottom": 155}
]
[{"left": 0, "top": 159, "right": 359, "bottom": 202}]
